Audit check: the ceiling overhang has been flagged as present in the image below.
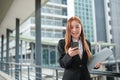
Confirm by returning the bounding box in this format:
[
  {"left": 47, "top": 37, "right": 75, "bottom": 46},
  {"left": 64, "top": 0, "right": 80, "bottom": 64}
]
[{"left": 0, "top": 0, "right": 48, "bottom": 37}]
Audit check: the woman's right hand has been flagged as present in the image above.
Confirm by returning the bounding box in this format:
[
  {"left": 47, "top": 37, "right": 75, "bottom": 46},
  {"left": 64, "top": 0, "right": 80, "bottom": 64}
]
[{"left": 68, "top": 47, "right": 80, "bottom": 57}]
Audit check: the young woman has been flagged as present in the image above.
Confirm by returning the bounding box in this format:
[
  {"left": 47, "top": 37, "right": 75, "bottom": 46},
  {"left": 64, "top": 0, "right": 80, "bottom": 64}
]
[{"left": 57, "top": 16, "right": 101, "bottom": 80}]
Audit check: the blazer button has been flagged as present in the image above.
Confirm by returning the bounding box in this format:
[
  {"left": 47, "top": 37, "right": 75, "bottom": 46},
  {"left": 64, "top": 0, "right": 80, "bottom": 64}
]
[{"left": 79, "top": 65, "right": 82, "bottom": 67}]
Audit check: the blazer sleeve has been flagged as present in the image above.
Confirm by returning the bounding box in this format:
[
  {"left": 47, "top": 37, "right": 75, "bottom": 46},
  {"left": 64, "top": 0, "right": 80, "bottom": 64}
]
[{"left": 57, "top": 39, "right": 72, "bottom": 68}]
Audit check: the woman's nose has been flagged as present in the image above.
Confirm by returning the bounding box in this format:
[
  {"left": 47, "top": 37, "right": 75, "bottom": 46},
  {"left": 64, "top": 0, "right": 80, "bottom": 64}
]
[{"left": 73, "top": 28, "right": 76, "bottom": 32}]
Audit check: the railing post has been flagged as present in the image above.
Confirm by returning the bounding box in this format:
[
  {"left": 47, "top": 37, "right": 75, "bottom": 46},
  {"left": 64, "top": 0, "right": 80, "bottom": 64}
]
[
  {"left": 20, "top": 64, "right": 22, "bottom": 80},
  {"left": 35, "top": 0, "right": 42, "bottom": 80},
  {"left": 15, "top": 18, "right": 20, "bottom": 80},
  {"left": 56, "top": 69, "right": 58, "bottom": 80},
  {"left": 11, "top": 63, "right": 13, "bottom": 77},
  {"left": 20, "top": 40, "right": 23, "bottom": 64},
  {"left": 19, "top": 40, "right": 22, "bottom": 80},
  {"left": 28, "top": 66, "right": 30, "bottom": 80},
  {"left": 6, "top": 29, "right": 12, "bottom": 74},
  {"left": 0, "top": 35, "right": 4, "bottom": 71}
]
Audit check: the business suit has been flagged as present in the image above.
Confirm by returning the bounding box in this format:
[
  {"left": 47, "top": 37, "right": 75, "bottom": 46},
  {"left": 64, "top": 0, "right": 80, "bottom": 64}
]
[{"left": 57, "top": 39, "right": 91, "bottom": 80}]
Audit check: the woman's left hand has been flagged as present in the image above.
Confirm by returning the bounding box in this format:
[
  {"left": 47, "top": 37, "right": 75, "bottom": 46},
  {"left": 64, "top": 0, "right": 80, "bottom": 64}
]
[{"left": 94, "top": 62, "right": 102, "bottom": 69}]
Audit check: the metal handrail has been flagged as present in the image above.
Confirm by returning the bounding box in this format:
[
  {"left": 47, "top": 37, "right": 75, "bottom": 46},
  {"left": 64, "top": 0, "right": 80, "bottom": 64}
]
[
  {"left": 0, "top": 61, "right": 120, "bottom": 80},
  {"left": 90, "top": 70, "right": 120, "bottom": 77}
]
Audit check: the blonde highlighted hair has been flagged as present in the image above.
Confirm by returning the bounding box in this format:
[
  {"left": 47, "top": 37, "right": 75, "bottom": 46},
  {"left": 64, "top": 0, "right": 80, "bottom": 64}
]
[{"left": 65, "top": 16, "right": 92, "bottom": 59}]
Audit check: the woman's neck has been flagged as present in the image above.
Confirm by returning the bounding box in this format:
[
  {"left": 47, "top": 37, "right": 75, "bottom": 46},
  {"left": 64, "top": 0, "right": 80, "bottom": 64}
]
[{"left": 72, "top": 37, "right": 80, "bottom": 42}]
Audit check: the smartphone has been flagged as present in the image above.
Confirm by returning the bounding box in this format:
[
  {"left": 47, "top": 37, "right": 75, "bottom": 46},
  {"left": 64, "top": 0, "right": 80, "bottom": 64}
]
[{"left": 71, "top": 42, "right": 79, "bottom": 50}]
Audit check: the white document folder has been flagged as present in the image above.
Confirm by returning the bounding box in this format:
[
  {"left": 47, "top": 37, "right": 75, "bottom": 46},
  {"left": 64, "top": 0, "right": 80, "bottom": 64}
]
[{"left": 87, "top": 48, "right": 113, "bottom": 71}]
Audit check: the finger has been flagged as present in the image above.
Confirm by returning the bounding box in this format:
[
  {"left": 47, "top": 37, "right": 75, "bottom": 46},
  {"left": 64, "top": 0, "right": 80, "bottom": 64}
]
[
  {"left": 71, "top": 47, "right": 79, "bottom": 50},
  {"left": 93, "top": 67, "right": 99, "bottom": 69}
]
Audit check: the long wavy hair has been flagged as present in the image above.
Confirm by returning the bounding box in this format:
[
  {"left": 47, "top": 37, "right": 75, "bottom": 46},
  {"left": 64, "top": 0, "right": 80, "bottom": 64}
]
[{"left": 65, "top": 16, "right": 92, "bottom": 59}]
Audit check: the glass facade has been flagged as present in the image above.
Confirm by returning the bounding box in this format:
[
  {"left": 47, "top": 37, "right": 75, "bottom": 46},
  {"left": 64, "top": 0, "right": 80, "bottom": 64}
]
[
  {"left": 74, "top": 0, "right": 94, "bottom": 42},
  {"left": 37, "top": 0, "right": 67, "bottom": 67},
  {"left": 27, "top": 0, "right": 67, "bottom": 67},
  {"left": 41, "top": 45, "right": 59, "bottom": 67},
  {"left": 0, "top": 0, "right": 67, "bottom": 67}
]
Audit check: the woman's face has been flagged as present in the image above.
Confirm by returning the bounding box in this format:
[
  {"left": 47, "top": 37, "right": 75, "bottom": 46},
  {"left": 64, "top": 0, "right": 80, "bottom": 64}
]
[{"left": 70, "top": 20, "right": 81, "bottom": 40}]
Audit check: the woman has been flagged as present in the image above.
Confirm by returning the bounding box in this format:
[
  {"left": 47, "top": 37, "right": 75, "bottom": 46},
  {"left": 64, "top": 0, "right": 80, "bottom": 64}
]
[{"left": 57, "top": 16, "right": 101, "bottom": 80}]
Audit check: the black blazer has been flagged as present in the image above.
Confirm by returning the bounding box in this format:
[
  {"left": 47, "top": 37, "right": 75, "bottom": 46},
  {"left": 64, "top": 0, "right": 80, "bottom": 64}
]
[{"left": 57, "top": 39, "right": 91, "bottom": 80}]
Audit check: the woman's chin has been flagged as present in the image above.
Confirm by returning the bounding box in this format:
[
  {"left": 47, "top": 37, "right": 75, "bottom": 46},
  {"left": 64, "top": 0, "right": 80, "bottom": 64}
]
[{"left": 73, "top": 36, "right": 79, "bottom": 39}]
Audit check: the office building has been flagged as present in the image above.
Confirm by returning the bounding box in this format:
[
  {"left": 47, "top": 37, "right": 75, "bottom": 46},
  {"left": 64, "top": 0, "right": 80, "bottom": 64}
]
[
  {"left": 95, "top": 0, "right": 120, "bottom": 59},
  {"left": 109, "top": 0, "right": 120, "bottom": 59},
  {"left": 68, "top": 0, "right": 97, "bottom": 42},
  {"left": 10, "top": 0, "right": 68, "bottom": 67}
]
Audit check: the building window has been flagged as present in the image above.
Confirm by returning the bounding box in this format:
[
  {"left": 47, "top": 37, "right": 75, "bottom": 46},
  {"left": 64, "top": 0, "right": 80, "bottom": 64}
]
[
  {"left": 42, "top": 48, "right": 49, "bottom": 66},
  {"left": 50, "top": 50, "right": 56, "bottom": 66},
  {"left": 108, "top": 2, "right": 110, "bottom": 7},
  {"left": 108, "top": 11, "right": 111, "bottom": 16},
  {"left": 111, "top": 39, "right": 113, "bottom": 43},
  {"left": 110, "top": 29, "right": 112, "bottom": 34},
  {"left": 42, "top": 45, "right": 57, "bottom": 67},
  {"left": 62, "top": 0, "right": 67, "bottom": 5},
  {"left": 109, "top": 20, "right": 111, "bottom": 25},
  {"left": 31, "top": 18, "right": 35, "bottom": 24},
  {"left": 31, "top": 30, "right": 35, "bottom": 36}
]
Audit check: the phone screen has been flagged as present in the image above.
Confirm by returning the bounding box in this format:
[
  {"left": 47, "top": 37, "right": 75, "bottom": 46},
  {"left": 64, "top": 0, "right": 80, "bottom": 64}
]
[{"left": 71, "top": 42, "right": 79, "bottom": 48}]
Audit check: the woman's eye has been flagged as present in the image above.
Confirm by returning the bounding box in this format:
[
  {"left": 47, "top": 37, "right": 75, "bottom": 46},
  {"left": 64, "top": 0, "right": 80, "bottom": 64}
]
[{"left": 76, "top": 25, "right": 79, "bottom": 28}]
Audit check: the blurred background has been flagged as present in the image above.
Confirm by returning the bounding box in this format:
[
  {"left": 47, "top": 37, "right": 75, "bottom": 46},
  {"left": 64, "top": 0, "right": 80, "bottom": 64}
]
[{"left": 0, "top": 0, "right": 120, "bottom": 80}]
